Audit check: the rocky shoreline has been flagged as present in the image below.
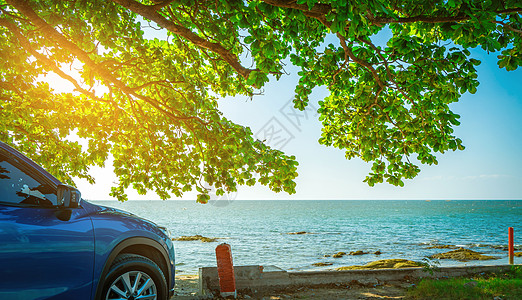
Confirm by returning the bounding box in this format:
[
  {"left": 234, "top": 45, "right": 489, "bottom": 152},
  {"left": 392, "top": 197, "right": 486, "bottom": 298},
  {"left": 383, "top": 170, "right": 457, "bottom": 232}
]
[
  {"left": 429, "top": 248, "right": 499, "bottom": 261},
  {"left": 172, "top": 234, "right": 519, "bottom": 275},
  {"left": 309, "top": 243, "right": 513, "bottom": 270},
  {"left": 173, "top": 235, "right": 219, "bottom": 243},
  {"left": 336, "top": 259, "right": 421, "bottom": 270},
  {"left": 172, "top": 244, "right": 520, "bottom": 299}
]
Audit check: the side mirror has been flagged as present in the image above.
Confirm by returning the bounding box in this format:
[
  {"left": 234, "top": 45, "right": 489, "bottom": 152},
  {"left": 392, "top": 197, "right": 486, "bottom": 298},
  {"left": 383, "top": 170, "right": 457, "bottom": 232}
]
[{"left": 57, "top": 184, "right": 81, "bottom": 208}]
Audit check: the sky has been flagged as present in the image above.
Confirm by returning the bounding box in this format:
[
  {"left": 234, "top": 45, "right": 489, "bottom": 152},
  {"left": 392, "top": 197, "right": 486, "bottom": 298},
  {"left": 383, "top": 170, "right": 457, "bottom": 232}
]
[{"left": 70, "top": 27, "right": 522, "bottom": 201}]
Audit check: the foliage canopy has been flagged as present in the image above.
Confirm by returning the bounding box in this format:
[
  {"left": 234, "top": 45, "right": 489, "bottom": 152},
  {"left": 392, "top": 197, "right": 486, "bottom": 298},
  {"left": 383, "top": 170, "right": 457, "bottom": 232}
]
[{"left": 1, "top": 0, "right": 521, "bottom": 201}]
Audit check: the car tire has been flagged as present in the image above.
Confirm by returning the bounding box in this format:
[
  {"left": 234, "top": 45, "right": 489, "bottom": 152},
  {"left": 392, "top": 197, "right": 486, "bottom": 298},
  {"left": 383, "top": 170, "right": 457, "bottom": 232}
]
[{"left": 101, "top": 254, "right": 167, "bottom": 300}]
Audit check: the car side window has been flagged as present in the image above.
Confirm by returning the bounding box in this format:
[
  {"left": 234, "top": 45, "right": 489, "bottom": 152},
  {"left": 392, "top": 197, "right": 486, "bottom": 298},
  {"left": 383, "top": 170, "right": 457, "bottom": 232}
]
[{"left": 0, "top": 153, "right": 57, "bottom": 206}]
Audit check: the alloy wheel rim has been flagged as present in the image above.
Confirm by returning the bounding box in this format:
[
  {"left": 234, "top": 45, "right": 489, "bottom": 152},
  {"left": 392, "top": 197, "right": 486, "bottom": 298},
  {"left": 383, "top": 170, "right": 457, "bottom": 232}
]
[{"left": 106, "top": 270, "right": 157, "bottom": 300}]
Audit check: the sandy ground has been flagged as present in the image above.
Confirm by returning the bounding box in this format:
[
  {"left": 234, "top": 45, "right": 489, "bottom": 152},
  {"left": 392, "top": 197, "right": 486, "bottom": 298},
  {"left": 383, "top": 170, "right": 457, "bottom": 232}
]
[
  {"left": 173, "top": 275, "right": 200, "bottom": 299},
  {"left": 172, "top": 275, "right": 412, "bottom": 299}
]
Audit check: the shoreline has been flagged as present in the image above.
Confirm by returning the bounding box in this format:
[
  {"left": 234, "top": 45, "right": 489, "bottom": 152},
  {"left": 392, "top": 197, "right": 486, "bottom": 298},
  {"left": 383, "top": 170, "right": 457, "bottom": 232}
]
[{"left": 175, "top": 247, "right": 519, "bottom": 276}]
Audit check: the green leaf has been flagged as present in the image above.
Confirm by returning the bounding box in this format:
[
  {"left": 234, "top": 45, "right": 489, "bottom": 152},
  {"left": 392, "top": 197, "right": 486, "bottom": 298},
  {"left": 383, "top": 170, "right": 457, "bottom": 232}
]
[{"left": 0, "top": 0, "right": 505, "bottom": 200}]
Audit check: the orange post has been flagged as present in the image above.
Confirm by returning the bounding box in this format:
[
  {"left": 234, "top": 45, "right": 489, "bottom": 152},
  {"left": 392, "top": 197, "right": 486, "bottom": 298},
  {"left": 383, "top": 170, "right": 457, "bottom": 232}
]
[
  {"left": 215, "top": 243, "right": 236, "bottom": 298},
  {"left": 508, "top": 227, "right": 514, "bottom": 265}
]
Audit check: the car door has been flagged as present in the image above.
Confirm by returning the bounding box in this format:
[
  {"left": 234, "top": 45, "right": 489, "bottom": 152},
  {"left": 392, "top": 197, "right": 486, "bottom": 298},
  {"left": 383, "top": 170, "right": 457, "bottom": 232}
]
[{"left": 0, "top": 150, "right": 95, "bottom": 300}]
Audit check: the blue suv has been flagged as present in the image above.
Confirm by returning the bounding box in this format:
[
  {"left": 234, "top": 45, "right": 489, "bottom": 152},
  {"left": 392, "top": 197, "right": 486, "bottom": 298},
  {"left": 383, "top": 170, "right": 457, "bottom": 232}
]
[{"left": 0, "top": 141, "right": 175, "bottom": 300}]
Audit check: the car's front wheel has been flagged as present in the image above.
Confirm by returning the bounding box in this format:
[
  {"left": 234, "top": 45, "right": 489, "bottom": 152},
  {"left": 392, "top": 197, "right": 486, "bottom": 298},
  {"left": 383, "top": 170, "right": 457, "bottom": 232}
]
[{"left": 102, "top": 254, "right": 167, "bottom": 300}]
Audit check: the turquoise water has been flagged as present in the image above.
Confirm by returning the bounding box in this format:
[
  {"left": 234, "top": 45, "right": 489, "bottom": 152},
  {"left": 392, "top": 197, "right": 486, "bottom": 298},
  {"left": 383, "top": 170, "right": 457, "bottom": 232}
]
[{"left": 93, "top": 200, "right": 522, "bottom": 274}]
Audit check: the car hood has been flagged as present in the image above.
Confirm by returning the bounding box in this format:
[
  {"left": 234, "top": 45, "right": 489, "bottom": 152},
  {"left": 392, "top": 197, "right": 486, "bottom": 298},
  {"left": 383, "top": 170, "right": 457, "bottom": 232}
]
[{"left": 81, "top": 200, "right": 158, "bottom": 226}]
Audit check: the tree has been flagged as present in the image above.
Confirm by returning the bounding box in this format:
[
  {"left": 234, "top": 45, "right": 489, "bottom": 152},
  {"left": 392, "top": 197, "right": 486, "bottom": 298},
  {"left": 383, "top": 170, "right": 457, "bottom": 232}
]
[{"left": 1, "top": 0, "right": 521, "bottom": 201}]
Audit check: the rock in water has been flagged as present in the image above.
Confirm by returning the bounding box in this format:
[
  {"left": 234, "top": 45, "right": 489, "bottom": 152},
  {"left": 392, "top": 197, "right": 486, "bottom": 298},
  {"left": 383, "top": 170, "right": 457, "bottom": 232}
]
[
  {"left": 336, "top": 259, "right": 421, "bottom": 270},
  {"left": 348, "top": 250, "right": 368, "bottom": 255},
  {"left": 333, "top": 252, "right": 346, "bottom": 258},
  {"left": 430, "top": 248, "right": 499, "bottom": 261},
  {"left": 426, "top": 244, "right": 458, "bottom": 249},
  {"left": 173, "top": 235, "right": 218, "bottom": 242},
  {"left": 312, "top": 262, "right": 333, "bottom": 267}
]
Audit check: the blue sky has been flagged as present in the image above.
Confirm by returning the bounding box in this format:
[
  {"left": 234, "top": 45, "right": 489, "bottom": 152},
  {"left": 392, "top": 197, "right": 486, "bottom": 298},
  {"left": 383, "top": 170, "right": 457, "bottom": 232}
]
[
  {"left": 214, "top": 47, "right": 522, "bottom": 200},
  {"left": 74, "top": 28, "right": 522, "bottom": 200}
]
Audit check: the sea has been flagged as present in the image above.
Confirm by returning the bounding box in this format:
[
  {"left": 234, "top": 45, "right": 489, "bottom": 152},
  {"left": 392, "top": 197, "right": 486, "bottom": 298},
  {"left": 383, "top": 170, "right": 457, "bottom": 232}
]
[{"left": 91, "top": 200, "right": 522, "bottom": 275}]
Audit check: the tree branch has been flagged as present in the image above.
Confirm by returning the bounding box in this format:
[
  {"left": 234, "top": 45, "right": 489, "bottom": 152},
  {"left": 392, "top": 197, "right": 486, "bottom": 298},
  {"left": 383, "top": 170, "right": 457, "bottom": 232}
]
[
  {"left": 261, "top": 0, "right": 331, "bottom": 27},
  {"left": 260, "top": 0, "right": 331, "bottom": 18},
  {"left": 494, "top": 20, "right": 522, "bottom": 36},
  {"left": 150, "top": 0, "right": 174, "bottom": 11},
  {"left": 0, "top": 18, "right": 125, "bottom": 110},
  {"left": 369, "top": 8, "right": 522, "bottom": 24},
  {"left": 5, "top": 0, "right": 209, "bottom": 127},
  {"left": 260, "top": 1, "right": 521, "bottom": 27},
  {"left": 337, "top": 33, "right": 385, "bottom": 90},
  {"left": 110, "top": 0, "right": 255, "bottom": 79}
]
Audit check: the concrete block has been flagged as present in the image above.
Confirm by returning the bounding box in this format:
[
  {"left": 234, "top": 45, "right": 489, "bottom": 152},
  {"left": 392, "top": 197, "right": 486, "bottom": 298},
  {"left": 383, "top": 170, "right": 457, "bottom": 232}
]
[
  {"left": 199, "top": 265, "right": 269, "bottom": 295},
  {"left": 199, "top": 264, "right": 519, "bottom": 296}
]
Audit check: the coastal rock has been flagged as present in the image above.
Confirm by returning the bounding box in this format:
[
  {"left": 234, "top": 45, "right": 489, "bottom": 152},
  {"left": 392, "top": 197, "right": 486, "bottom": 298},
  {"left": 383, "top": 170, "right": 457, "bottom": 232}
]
[
  {"left": 426, "top": 244, "right": 458, "bottom": 249},
  {"left": 287, "top": 231, "right": 310, "bottom": 235},
  {"left": 373, "top": 251, "right": 382, "bottom": 255},
  {"left": 333, "top": 252, "right": 346, "bottom": 258},
  {"left": 348, "top": 250, "right": 368, "bottom": 255},
  {"left": 336, "top": 259, "right": 421, "bottom": 270},
  {"left": 173, "top": 235, "right": 218, "bottom": 242},
  {"left": 312, "top": 262, "right": 333, "bottom": 267},
  {"left": 430, "top": 248, "right": 499, "bottom": 261},
  {"left": 491, "top": 245, "right": 507, "bottom": 250},
  {"left": 515, "top": 252, "right": 522, "bottom": 257},
  {"left": 472, "top": 244, "right": 491, "bottom": 248},
  {"left": 323, "top": 254, "right": 331, "bottom": 257},
  {"left": 491, "top": 245, "right": 522, "bottom": 251}
]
